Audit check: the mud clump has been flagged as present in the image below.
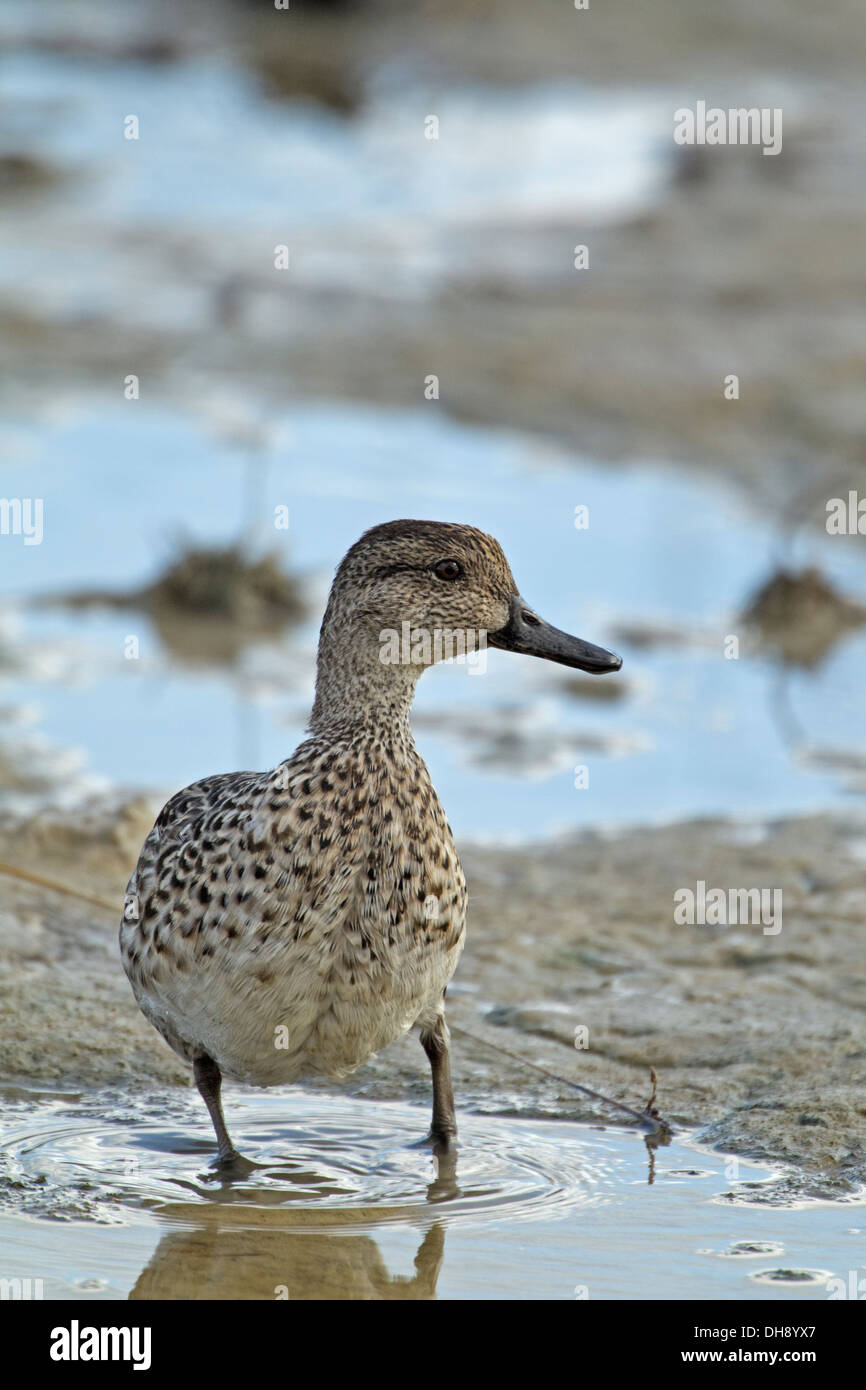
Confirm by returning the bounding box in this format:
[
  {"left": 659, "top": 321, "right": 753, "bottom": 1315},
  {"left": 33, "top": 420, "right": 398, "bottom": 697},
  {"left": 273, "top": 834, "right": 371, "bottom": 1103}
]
[
  {"left": 741, "top": 566, "right": 866, "bottom": 668},
  {"left": 0, "top": 154, "right": 63, "bottom": 194},
  {"left": 35, "top": 544, "right": 307, "bottom": 666}
]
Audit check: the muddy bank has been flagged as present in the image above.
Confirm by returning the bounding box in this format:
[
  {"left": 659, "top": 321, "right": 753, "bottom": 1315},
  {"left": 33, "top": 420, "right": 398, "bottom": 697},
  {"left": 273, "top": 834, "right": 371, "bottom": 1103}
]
[{"left": 1, "top": 796, "right": 863, "bottom": 1199}]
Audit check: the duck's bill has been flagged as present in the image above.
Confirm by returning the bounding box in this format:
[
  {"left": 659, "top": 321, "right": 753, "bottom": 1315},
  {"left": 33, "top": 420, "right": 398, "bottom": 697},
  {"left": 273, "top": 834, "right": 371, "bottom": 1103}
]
[{"left": 488, "top": 595, "right": 622, "bottom": 674}]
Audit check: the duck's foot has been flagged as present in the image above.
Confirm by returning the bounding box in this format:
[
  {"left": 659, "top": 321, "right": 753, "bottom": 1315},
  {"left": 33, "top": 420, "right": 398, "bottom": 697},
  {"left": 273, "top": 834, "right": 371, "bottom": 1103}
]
[
  {"left": 411, "top": 1128, "right": 458, "bottom": 1157},
  {"left": 210, "top": 1148, "right": 259, "bottom": 1180},
  {"left": 430, "top": 1130, "right": 457, "bottom": 1159}
]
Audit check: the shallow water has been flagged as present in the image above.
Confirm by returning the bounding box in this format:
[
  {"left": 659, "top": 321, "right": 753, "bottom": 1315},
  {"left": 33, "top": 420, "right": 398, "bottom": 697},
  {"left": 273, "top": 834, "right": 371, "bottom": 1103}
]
[
  {"left": 3, "top": 402, "right": 866, "bottom": 837},
  {"left": 0, "top": 1090, "right": 862, "bottom": 1300}
]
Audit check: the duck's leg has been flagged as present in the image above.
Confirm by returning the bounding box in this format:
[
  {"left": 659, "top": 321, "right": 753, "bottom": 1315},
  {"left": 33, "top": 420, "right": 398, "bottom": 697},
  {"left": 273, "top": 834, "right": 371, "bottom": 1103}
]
[
  {"left": 193, "top": 1054, "right": 240, "bottom": 1163},
  {"left": 420, "top": 1015, "right": 457, "bottom": 1150}
]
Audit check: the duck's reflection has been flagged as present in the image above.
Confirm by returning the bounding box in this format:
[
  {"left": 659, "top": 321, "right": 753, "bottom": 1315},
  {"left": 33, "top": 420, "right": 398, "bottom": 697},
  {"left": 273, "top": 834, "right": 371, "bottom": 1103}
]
[
  {"left": 130, "top": 1220, "right": 445, "bottom": 1301},
  {"left": 129, "top": 1149, "right": 458, "bottom": 1301},
  {"left": 127, "top": 1124, "right": 664, "bottom": 1297}
]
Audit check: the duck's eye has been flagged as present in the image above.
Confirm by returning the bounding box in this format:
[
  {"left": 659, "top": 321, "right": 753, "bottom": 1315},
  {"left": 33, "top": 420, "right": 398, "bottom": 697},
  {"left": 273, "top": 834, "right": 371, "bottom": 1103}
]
[{"left": 433, "top": 558, "right": 462, "bottom": 581}]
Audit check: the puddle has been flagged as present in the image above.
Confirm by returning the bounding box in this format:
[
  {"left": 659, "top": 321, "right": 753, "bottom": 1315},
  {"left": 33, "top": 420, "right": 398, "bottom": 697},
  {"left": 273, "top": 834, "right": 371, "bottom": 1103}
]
[{"left": 0, "top": 1090, "right": 863, "bottom": 1300}]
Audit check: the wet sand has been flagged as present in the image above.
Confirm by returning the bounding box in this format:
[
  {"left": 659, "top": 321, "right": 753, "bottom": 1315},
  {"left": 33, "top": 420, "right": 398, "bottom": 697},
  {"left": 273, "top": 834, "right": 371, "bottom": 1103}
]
[{"left": 2, "top": 795, "right": 864, "bottom": 1200}]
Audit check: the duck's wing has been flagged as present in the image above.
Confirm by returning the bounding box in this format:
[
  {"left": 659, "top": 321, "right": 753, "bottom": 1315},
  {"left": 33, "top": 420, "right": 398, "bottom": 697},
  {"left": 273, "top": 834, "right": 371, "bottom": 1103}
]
[
  {"left": 123, "top": 769, "right": 269, "bottom": 937},
  {"left": 153, "top": 770, "right": 265, "bottom": 838}
]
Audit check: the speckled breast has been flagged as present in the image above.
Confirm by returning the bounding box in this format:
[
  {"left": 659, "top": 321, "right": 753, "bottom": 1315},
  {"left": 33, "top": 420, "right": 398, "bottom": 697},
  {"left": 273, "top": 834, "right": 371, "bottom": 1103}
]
[{"left": 119, "top": 741, "right": 467, "bottom": 1086}]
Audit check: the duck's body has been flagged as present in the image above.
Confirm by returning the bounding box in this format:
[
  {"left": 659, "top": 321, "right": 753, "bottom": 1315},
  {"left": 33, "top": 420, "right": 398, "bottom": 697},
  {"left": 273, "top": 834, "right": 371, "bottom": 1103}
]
[
  {"left": 121, "top": 731, "right": 465, "bottom": 1089},
  {"left": 121, "top": 520, "right": 620, "bottom": 1162}
]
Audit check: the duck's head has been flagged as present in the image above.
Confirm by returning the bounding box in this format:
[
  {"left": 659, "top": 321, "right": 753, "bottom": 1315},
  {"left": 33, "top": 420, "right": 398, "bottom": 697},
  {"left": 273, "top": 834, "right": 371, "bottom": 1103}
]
[{"left": 311, "top": 520, "right": 621, "bottom": 730}]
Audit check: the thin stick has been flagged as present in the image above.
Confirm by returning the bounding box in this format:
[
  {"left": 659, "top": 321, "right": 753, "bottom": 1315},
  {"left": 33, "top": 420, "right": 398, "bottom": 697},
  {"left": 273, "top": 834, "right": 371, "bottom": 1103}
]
[
  {"left": 645, "top": 1067, "right": 659, "bottom": 1116},
  {"left": 450, "top": 1023, "right": 673, "bottom": 1138},
  {"left": 0, "top": 861, "right": 118, "bottom": 914}
]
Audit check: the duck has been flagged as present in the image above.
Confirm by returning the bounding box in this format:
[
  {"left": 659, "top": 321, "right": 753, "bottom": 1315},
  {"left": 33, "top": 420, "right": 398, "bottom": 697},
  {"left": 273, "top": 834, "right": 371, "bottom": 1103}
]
[{"left": 120, "top": 520, "right": 621, "bottom": 1162}]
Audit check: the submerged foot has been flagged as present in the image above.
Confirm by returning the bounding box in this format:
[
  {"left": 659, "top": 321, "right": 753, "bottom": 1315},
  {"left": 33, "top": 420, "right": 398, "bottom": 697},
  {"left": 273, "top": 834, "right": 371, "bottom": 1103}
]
[
  {"left": 210, "top": 1147, "right": 258, "bottom": 1179},
  {"left": 411, "top": 1128, "right": 458, "bottom": 1158}
]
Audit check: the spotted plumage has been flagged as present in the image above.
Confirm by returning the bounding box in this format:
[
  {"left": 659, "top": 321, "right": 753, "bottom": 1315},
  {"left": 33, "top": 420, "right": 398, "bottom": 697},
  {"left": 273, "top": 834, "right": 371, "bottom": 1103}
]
[{"left": 120, "top": 520, "right": 621, "bottom": 1161}]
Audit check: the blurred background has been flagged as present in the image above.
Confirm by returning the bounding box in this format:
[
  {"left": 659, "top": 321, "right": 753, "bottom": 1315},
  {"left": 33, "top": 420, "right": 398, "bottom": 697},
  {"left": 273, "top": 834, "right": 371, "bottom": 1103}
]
[{"left": 2, "top": 0, "right": 865, "bottom": 840}]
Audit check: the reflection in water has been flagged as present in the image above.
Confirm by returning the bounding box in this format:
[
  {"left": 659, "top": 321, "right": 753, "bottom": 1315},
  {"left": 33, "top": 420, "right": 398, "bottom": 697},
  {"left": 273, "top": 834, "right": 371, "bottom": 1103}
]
[
  {"left": 130, "top": 1144, "right": 460, "bottom": 1300},
  {"left": 426, "top": 1146, "right": 461, "bottom": 1205},
  {"left": 131, "top": 1221, "right": 446, "bottom": 1302}
]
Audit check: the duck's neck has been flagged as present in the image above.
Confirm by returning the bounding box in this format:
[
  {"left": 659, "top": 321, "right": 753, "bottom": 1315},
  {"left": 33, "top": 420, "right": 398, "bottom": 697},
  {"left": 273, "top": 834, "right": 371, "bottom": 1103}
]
[{"left": 308, "top": 628, "right": 422, "bottom": 746}]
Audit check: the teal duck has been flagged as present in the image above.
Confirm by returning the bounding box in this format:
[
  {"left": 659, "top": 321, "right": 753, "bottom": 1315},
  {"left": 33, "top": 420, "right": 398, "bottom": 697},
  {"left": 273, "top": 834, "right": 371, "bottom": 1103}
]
[{"left": 120, "top": 520, "right": 621, "bottom": 1161}]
